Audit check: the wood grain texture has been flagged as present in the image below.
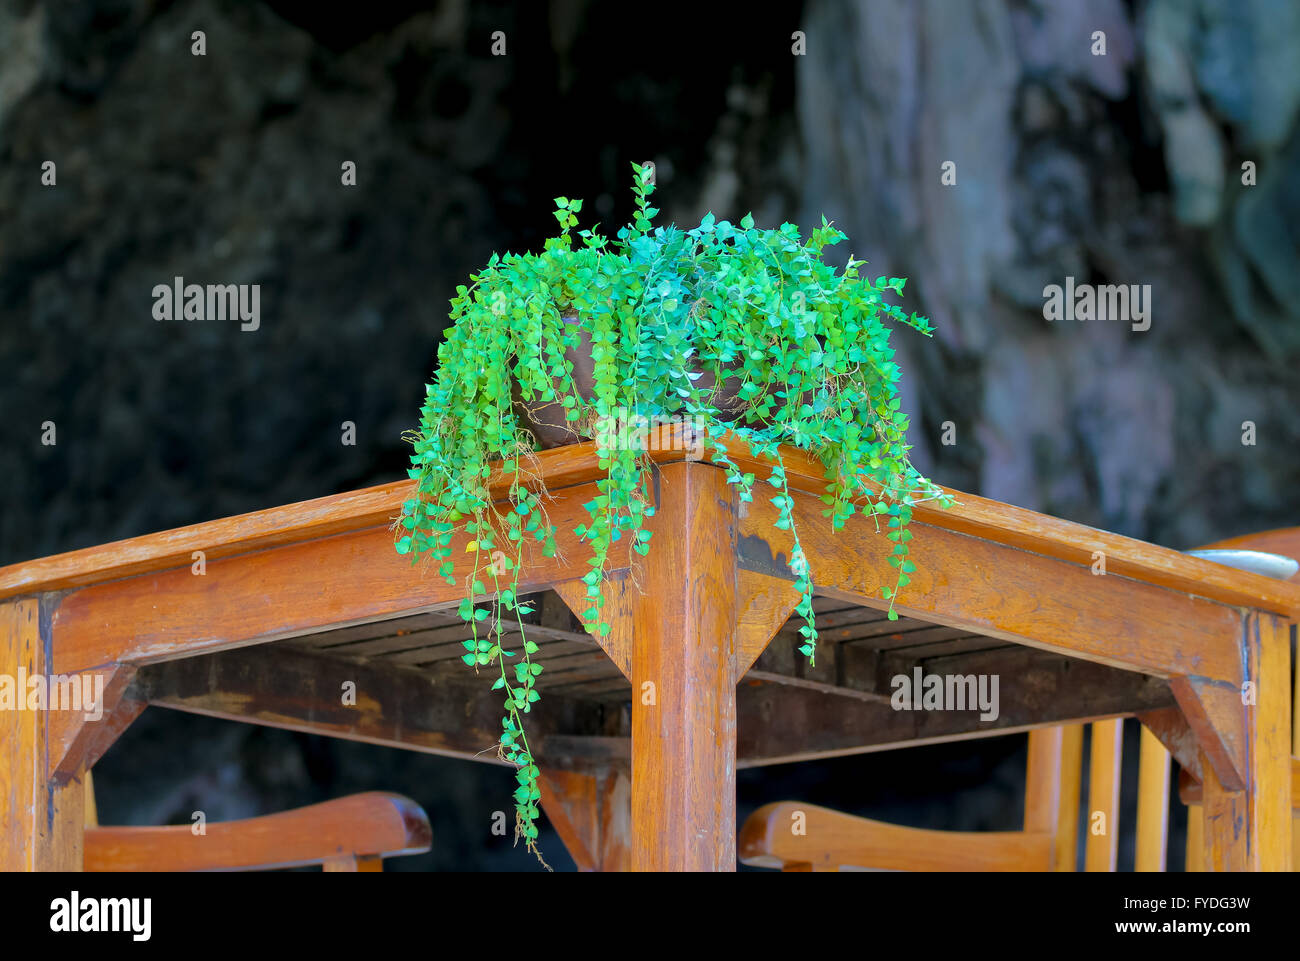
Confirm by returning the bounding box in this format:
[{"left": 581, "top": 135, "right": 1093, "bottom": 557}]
[
  {"left": 1181, "top": 756, "right": 1299, "bottom": 808},
  {"left": 46, "top": 664, "right": 140, "bottom": 783},
  {"left": 740, "top": 492, "right": 1246, "bottom": 684},
  {"left": 0, "top": 599, "right": 85, "bottom": 871},
  {"left": 738, "top": 801, "right": 1052, "bottom": 871},
  {"left": 553, "top": 572, "right": 632, "bottom": 679},
  {"left": 538, "top": 767, "right": 630, "bottom": 871},
  {"left": 1055, "top": 724, "right": 1085, "bottom": 872},
  {"left": 0, "top": 441, "right": 625, "bottom": 601},
  {"left": 1084, "top": 718, "right": 1123, "bottom": 872},
  {"left": 1170, "top": 675, "right": 1248, "bottom": 791},
  {"left": 1198, "top": 613, "right": 1293, "bottom": 871},
  {"left": 1023, "top": 727, "right": 1063, "bottom": 843},
  {"left": 736, "top": 649, "right": 1173, "bottom": 767},
  {"left": 735, "top": 570, "right": 802, "bottom": 676},
  {"left": 713, "top": 436, "right": 1300, "bottom": 617},
  {"left": 1024, "top": 725, "right": 1084, "bottom": 871},
  {"left": 1135, "top": 724, "right": 1171, "bottom": 872},
  {"left": 8, "top": 432, "right": 1298, "bottom": 619},
  {"left": 1137, "top": 706, "right": 1202, "bottom": 782},
  {"left": 630, "top": 462, "right": 738, "bottom": 871},
  {"left": 52, "top": 480, "right": 629, "bottom": 675},
  {"left": 84, "top": 792, "right": 431, "bottom": 871},
  {"left": 134, "top": 643, "right": 605, "bottom": 766},
  {"left": 1185, "top": 803, "right": 1203, "bottom": 872}
]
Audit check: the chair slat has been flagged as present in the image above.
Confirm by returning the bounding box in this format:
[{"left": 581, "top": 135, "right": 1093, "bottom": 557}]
[{"left": 85, "top": 791, "right": 430, "bottom": 872}]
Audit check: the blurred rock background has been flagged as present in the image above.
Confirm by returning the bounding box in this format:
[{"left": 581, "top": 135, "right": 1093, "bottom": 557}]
[{"left": 1, "top": 0, "right": 1296, "bottom": 869}]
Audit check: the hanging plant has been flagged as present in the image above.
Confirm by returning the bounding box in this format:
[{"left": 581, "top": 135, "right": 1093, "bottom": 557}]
[{"left": 397, "top": 163, "right": 950, "bottom": 862}]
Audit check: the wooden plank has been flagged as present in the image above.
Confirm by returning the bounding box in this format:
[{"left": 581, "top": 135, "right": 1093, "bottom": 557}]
[
  {"left": 85, "top": 792, "right": 431, "bottom": 871},
  {"left": 51, "top": 480, "right": 629, "bottom": 675},
  {"left": 738, "top": 802, "right": 1052, "bottom": 871},
  {"left": 782, "top": 616, "right": 934, "bottom": 646},
  {"left": 736, "top": 570, "right": 802, "bottom": 675},
  {"left": 1245, "top": 613, "right": 1292, "bottom": 869},
  {"left": 711, "top": 434, "right": 1300, "bottom": 617},
  {"left": 132, "top": 643, "right": 605, "bottom": 767},
  {"left": 9, "top": 431, "right": 1298, "bottom": 618},
  {"left": 1185, "top": 804, "right": 1203, "bottom": 872},
  {"left": 0, "top": 441, "right": 630, "bottom": 601},
  {"left": 735, "top": 651, "right": 1174, "bottom": 767},
  {"left": 630, "top": 462, "right": 738, "bottom": 871},
  {"left": 1170, "top": 675, "right": 1247, "bottom": 791},
  {"left": 852, "top": 626, "right": 975, "bottom": 653},
  {"left": 0, "top": 599, "right": 85, "bottom": 871},
  {"left": 1197, "top": 613, "right": 1291, "bottom": 872},
  {"left": 739, "top": 492, "right": 1246, "bottom": 684},
  {"left": 381, "top": 634, "right": 528, "bottom": 667},
  {"left": 1137, "top": 706, "right": 1202, "bottom": 782},
  {"left": 537, "top": 768, "right": 630, "bottom": 871},
  {"left": 1135, "top": 724, "right": 1171, "bottom": 872},
  {"left": 553, "top": 571, "right": 634, "bottom": 679},
  {"left": 1084, "top": 719, "right": 1123, "bottom": 871},
  {"left": 539, "top": 677, "right": 633, "bottom": 699},
  {"left": 47, "top": 665, "right": 140, "bottom": 782},
  {"left": 311, "top": 621, "right": 499, "bottom": 658},
  {"left": 1056, "top": 724, "right": 1085, "bottom": 871},
  {"left": 1023, "top": 727, "right": 1063, "bottom": 867},
  {"left": 291, "top": 611, "right": 462, "bottom": 649},
  {"left": 1181, "top": 756, "right": 1299, "bottom": 808}
]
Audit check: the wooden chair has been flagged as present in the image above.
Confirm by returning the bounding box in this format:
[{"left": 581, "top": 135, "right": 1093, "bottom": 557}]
[
  {"left": 739, "top": 719, "right": 1162, "bottom": 871},
  {"left": 82, "top": 773, "right": 432, "bottom": 871},
  {"left": 741, "top": 528, "right": 1299, "bottom": 872}
]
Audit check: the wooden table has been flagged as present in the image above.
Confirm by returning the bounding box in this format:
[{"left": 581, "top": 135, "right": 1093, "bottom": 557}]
[{"left": 2, "top": 435, "right": 1296, "bottom": 871}]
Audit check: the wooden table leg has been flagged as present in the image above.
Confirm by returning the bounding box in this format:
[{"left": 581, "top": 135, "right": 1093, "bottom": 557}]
[
  {"left": 629, "top": 462, "right": 738, "bottom": 871},
  {"left": 1199, "top": 613, "right": 1292, "bottom": 871},
  {"left": 0, "top": 598, "right": 85, "bottom": 871}
]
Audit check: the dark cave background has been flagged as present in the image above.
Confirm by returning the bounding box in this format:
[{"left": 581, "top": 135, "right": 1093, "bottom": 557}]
[{"left": 2, "top": 0, "right": 1297, "bottom": 870}]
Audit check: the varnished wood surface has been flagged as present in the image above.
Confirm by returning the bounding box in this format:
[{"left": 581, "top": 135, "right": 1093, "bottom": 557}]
[
  {"left": 738, "top": 801, "right": 1052, "bottom": 871},
  {"left": 0, "top": 599, "right": 85, "bottom": 871},
  {"left": 50, "top": 481, "right": 629, "bottom": 675},
  {"left": 84, "top": 791, "right": 431, "bottom": 872},
  {"left": 1084, "top": 719, "right": 1123, "bottom": 871},
  {"left": 6, "top": 432, "right": 1298, "bottom": 619},
  {"left": 1135, "top": 725, "right": 1171, "bottom": 871},
  {"left": 1197, "top": 613, "right": 1293, "bottom": 871},
  {"left": 742, "top": 492, "right": 1246, "bottom": 684},
  {"left": 629, "top": 462, "right": 738, "bottom": 871}
]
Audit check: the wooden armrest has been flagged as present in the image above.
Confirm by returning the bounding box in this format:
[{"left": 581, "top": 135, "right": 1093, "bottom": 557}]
[
  {"left": 739, "top": 802, "right": 1052, "bottom": 872},
  {"left": 1178, "top": 759, "right": 1300, "bottom": 809},
  {"left": 85, "top": 791, "right": 431, "bottom": 872}
]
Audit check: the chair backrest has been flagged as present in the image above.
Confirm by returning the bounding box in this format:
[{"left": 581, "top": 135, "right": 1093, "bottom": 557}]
[
  {"left": 739, "top": 718, "right": 1169, "bottom": 872},
  {"left": 83, "top": 775, "right": 432, "bottom": 872}
]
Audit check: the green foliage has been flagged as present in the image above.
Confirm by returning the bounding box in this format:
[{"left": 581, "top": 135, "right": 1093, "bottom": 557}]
[{"left": 399, "top": 163, "right": 950, "bottom": 862}]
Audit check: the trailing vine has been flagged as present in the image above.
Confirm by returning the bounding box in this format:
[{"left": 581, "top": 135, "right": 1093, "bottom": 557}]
[{"left": 398, "top": 163, "right": 950, "bottom": 863}]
